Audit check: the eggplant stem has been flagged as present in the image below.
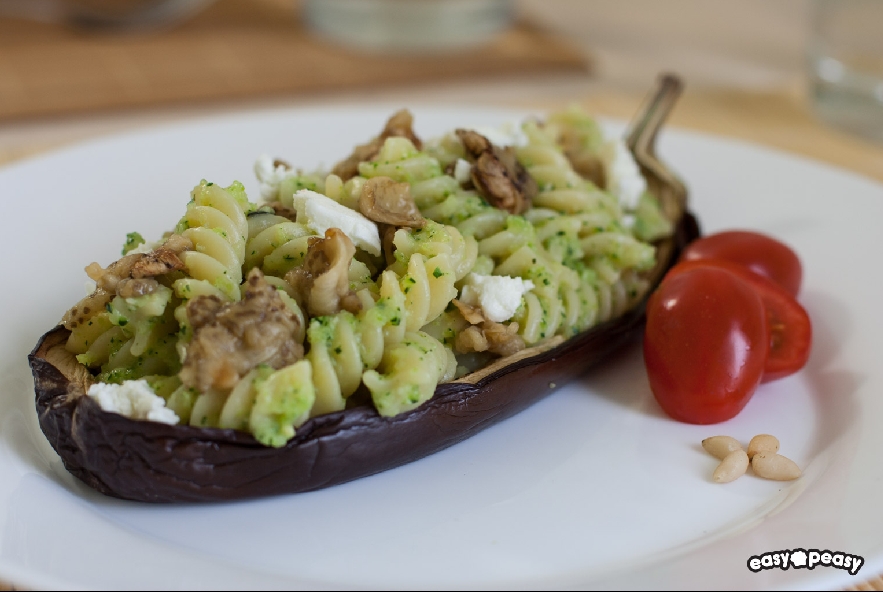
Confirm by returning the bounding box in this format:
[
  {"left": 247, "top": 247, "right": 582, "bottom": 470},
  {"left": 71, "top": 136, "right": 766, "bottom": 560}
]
[
  {"left": 623, "top": 73, "right": 692, "bottom": 289},
  {"left": 625, "top": 73, "right": 687, "bottom": 215}
]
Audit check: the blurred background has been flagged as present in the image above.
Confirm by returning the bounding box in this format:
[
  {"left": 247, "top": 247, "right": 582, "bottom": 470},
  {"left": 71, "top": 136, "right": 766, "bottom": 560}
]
[{"left": 0, "top": 0, "right": 881, "bottom": 181}]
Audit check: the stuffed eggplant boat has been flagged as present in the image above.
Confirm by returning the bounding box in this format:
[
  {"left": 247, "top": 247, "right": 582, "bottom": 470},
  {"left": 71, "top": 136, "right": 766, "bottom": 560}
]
[{"left": 30, "top": 76, "right": 699, "bottom": 503}]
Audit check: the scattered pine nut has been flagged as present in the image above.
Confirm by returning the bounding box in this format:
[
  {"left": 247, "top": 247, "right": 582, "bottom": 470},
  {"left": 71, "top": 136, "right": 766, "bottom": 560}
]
[
  {"left": 747, "top": 434, "right": 779, "bottom": 459},
  {"left": 713, "top": 449, "right": 749, "bottom": 483},
  {"left": 702, "top": 435, "right": 743, "bottom": 460},
  {"left": 751, "top": 452, "right": 801, "bottom": 481}
]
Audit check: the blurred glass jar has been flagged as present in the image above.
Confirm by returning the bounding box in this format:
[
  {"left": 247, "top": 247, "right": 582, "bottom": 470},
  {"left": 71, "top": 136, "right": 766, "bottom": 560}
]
[
  {"left": 807, "top": 0, "right": 883, "bottom": 142},
  {"left": 302, "top": 0, "right": 515, "bottom": 54}
]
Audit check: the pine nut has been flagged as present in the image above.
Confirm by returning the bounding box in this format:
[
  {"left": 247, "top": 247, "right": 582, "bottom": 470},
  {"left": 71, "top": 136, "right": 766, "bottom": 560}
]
[
  {"left": 713, "top": 449, "right": 749, "bottom": 483},
  {"left": 751, "top": 452, "right": 801, "bottom": 481},
  {"left": 702, "top": 435, "right": 743, "bottom": 460},
  {"left": 747, "top": 434, "right": 779, "bottom": 459}
]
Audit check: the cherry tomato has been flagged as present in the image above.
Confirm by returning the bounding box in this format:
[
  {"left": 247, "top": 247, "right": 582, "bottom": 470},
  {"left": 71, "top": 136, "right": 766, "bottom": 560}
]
[
  {"left": 681, "top": 230, "right": 803, "bottom": 296},
  {"left": 644, "top": 266, "right": 769, "bottom": 424},
  {"left": 665, "top": 259, "right": 812, "bottom": 383}
]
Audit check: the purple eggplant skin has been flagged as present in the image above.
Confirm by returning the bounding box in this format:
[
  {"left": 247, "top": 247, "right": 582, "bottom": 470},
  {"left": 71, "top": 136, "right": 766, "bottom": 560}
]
[{"left": 29, "top": 213, "right": 700, "bottom": 503}]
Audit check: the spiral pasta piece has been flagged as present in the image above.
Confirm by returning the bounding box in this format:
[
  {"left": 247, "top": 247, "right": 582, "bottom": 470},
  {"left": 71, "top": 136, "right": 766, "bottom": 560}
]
[
  {"left": 305, "top": 298, "right": 397, "bottom": 415},
  {"left": 244, "top": 210, "right": 315, "bottom": 277},
  {"left": 362, "top": 331, "right": 455, "bottom": 417},
  {"left": 358, "top": 137, "right": 443, "bottom": 184},
  {"left": 69, "top": 286, "right": 180, "bottom": 382},
  {"left": 174, "top": 180, "right": 253, "bottom": 302}
]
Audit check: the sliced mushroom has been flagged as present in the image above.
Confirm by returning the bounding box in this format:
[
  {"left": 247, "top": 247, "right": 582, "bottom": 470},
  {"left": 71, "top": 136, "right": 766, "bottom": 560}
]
[
  {"left": 84, "top": 254, "right": 143, "bottom": 293},
  {"left": 82, "top": 234, "right": 193, "bottom": 294},
  {"left": 358, "top": 176, "right": 425, "bottom": 228},
  {"left": 454, "top": 129, "right": 537, "bottom": 215},
  {"left": 273, "top": 158, "right": 291, "bottom": 170},
  {"left": 159, "top": 233, "right": 194, "bottom": 255},
  {"left": 457, "top": 129, "right": 493, "bottom": 156},
  {"left": 481, "top": 321, "right": 525, "bottom": 357},
  {"left": 451, "top": 298, "right": 526, "bottom": 357},
  {"left": 557, "top": 131, "right": 607, "bottom": 188},
  {"left": 180, "top": 268, "right": 305, "bottom": 393},
  {"left": 130, "top": 246, "right": 187, "bottom": 279},
  {"left": 380, "top": 224, "right": 398, "bottom": 267},
  {"left": 451, "top": 298, "right": 485, "bottom": 325},
  {"left": 332, "top": 109, "right": 423, "bottom": 181},
  {"left": 117, "top": 278, "right": 161, "bottom": 298},
  {"left": 285, "top": 228, "right": 363, "bottom": 318},
  {"left": 265, "top": 201, "right": 298, "bottom": 222}
]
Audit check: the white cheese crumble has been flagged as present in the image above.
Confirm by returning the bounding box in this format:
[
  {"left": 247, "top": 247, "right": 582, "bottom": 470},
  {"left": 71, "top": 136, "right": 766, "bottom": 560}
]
[
  {"left": 600, "top": 138, "right": 647, "bottom": 209},
  {"left": 291, "top": 189, "right": 381, "bottom": 256},
  {"left": 459, "top": 273, "right": 535, "bottom": 323},
  {"left": 87, "top": 379, "right": 179, "bottom": 425},
  {"left": 254, "top": 154, "right": 293, "bottom": 202},
  {"left": 453, "top": 158, "right": 472, "bottom": 184},
  {"left": 471, "top": 121, "right": 529, "bottom": 148}
]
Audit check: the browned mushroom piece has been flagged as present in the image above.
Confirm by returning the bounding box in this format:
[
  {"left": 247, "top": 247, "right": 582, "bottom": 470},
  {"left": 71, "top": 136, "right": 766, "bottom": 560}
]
[
  {"left": 272, "top": 158, "right": 292, "bottom": 170},
  {"left": 160, "top": 233, "right": 195, "bottom": 255},
  {"left": 179, "top": 268, "right": 305, "bottom": 393},
  {"left": 558, "top": 129, "right": 607, "bottom": 188},
  {"left": 451, "top": 298, "right": 485, "bottom": 324},
  {"left": 358, "top": 176, "right": 426, "bottom": 228},
  {"left": 285, "top": 228, "right": 363, "bottom": 318},
  {"left": 481, "top": 321, "right": 526, "bottom": 357},
  {"left": 332, "top": 109, "right": 423, "bottom": 181},
  {"left": 116, "top": 278, "right": 161, "bottom": 298},
  {"left": 65, "top": 253, "right": 146, "bottom": 329},
  {"left": 380, "top": 224, "right": 398, "bottom": 267},
  {"left": 130, "top": 246, "right": 187, "bottom": 279},
  {"left": 456, "top": 129, "right": 493, "bottom": 156},
  {"left": 67, "top": 233, "right": 194, "bottom": 327},
  {"left": 265, "top": 200, "right": 298, "bottom": 221},
  {"left": 451, "top": 298, "right": 526, "bottom": 357},
  {"left": 454, "top": 129, "right": 537, "bottom": 215},
  {"left": 84, "top": 253, "right": 143, "bottom": 293}
]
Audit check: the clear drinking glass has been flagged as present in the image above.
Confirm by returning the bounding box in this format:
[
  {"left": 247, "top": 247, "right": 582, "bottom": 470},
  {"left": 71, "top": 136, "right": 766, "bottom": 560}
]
[
  {"left": 302, "top": 0, "right": 515, "bottom": 54},
  {"left": 807, "top": 0, "right": 883, "bottom": 142}
]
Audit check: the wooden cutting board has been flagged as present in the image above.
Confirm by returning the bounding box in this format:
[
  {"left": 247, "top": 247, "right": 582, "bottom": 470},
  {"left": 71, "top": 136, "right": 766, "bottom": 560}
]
[{"left": 0, "top": 0, "right": 589, "bottom": 121}]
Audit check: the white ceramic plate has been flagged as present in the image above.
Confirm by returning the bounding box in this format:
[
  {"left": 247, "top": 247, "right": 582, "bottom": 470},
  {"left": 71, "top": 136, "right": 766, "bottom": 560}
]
[{"left": 1, "top": 106, "right": 882, "bottom": 591}]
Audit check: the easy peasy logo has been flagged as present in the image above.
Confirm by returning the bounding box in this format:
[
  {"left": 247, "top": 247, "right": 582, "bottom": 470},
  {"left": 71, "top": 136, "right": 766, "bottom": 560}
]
[{"left": 747, "top": 549, "right": 864, "bottom": 576}]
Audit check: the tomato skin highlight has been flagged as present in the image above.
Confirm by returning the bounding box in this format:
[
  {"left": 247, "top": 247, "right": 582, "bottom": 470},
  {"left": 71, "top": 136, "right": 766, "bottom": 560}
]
[
  {"left": 664, "top": 259, "right": 812, "bottom": 383},
  {"left": 644, "top": 267, "right": 769, "bottom": 424},
  {"left": 680, "top": 230, "right": 803, "bottom": 296}
]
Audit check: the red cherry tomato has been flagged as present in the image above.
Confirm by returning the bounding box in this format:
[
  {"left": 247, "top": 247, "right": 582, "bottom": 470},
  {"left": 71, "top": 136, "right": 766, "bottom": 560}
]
[
  {"left": 665, "top": 259, "right": 812, "bottom": 383},
  {"left": 644, "top": 266, "right": 769, "bottom": 424},
  {"left": 681, "top": 230, "right": 803, "bottom": 296}
]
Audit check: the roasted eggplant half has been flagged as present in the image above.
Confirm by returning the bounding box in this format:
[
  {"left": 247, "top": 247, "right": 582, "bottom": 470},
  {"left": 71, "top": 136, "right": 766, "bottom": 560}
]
[{"left": 29, "top": 75, "right": 699, "bottom": 503}]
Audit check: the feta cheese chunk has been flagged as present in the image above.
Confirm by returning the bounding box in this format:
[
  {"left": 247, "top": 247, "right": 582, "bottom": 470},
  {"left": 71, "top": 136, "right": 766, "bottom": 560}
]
[
  {"left": 87, "top": 379, "right": 179, "bottom": 425},
  {"left": 600, "top": 139, "right": 647, "bottom": 209},
  {"left": 292, "top": 189, "right": 381, "bottom": 256},
  {"left": 459, "top": 273, "right": 535, "bottom": 323},
  {"left": 453, "top": 158, "right": 472, "bottom": 184},
  {"left": 254, "top": 154, "right": 293, "bottom": 201}
]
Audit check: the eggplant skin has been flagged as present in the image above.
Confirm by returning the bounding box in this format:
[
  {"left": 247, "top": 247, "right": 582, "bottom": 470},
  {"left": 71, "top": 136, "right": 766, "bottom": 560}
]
[{"left": 29, "top": 213, "right": 699, "bottom": 503}]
